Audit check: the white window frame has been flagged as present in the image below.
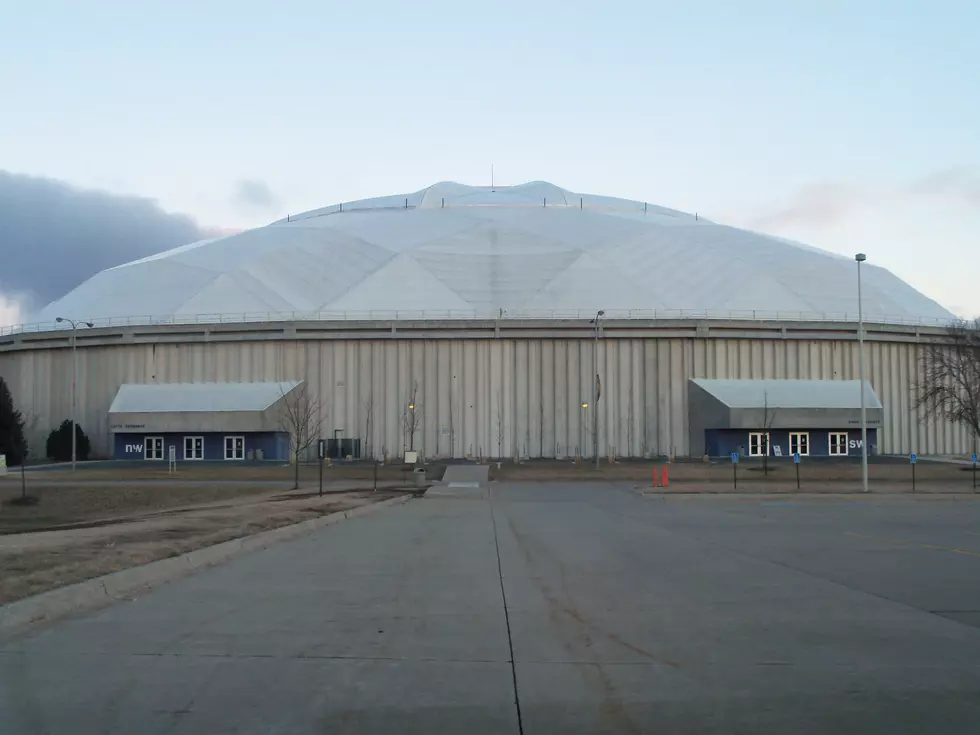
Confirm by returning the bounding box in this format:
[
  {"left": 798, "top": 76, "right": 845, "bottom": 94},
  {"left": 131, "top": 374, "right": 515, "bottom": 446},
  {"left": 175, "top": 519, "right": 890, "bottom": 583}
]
[
  {"left": 144, "top": 436, "right": 164, "bottom": 461},
  {"left": 224, "top": 435, "right": 245, "bottom": 461},
  {"left": 748, "top": 432, "right": 770, "bottom": 457},
  {"left": 829, "top": 431, "right": 849, "bottom": 456},
  {"left": 789, "top": 432, "right": 810, "bottom": 457},
  {"left": 184, "top": 436, "right": 204, "bottom": 461}
]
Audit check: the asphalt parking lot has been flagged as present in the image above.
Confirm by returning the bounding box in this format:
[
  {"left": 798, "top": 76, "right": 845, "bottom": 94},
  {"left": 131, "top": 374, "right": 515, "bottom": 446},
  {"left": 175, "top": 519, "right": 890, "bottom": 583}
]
[{"left": 2, "top": 483, "right": 980, "bottom": 733}]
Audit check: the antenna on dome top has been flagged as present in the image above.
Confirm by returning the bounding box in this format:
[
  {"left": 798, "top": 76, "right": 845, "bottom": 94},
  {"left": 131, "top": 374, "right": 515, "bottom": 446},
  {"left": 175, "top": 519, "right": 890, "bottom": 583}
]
[{"left": 491, "top": 165, "right": 494, "bottom": 191}]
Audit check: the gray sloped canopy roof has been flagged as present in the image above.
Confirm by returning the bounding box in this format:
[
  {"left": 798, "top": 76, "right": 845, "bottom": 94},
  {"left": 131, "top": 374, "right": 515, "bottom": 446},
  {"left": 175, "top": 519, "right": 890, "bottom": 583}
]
[
  {"left": 36, "top": 180, "right": 953, "bottom": 324},
  {"left": 688, "top": 379, "right": 884, "bottom": 442},
  {"left": 690, "top": 379, "right": 882, "bottom": 410},
  {"left": 109, "top": 381, "right": 302, "bottom": 414}
]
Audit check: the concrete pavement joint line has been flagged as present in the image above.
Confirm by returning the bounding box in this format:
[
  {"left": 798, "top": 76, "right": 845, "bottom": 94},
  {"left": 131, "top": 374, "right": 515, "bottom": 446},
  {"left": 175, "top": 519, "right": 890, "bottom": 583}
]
[
  {"left": 0, "top": 649, "right": 700, "bottom": 666},
  {"left": 713, "top": 537, "right": 980, "bottom": 632},
  {"left": 930, "top": 610, "right": 980, "bottom": 614},
  {"left": 0, "top": 494, "right": 412, "bottom": 636},
  {"left": 642, "top": 491, "right": 980, "bottom": 500},
  {"left": 594, "top": 497, "right": 980, "bottom": 635},
  {"left": 845, "top": 531, "right": 980, "bottom": 558},
  {"left": 488, "top": 485, "right": 525, "bottom": 735},
  {"left": 0, "top": 651, "right": 510, "bottom": 663}
]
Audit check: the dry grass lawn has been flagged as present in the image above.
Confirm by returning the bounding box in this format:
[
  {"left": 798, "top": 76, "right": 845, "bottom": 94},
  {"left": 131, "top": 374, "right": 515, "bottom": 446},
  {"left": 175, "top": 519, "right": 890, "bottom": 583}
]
[
  {"left": 0, "top": 483, "right": 403, "bottom": 604},
  {"left": 0, "top": 482, "right": 288, "bottom": 534},
  {"left": 7, "top": 462, "right": 441, "bottom": 483}
]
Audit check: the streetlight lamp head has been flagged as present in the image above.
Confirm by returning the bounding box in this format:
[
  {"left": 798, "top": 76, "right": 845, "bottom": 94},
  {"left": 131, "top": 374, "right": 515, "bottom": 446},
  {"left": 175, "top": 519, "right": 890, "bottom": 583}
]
[
  {"left": 582, "top": 403, "right": 589, "bottom": 409},
  {"left": 408, "top": 404, "right": 415, "bottom": 410},
  {"left": 84, "top": 322, "right": 94, "bottom": 328},
  {"left": 597, "top": 310, "right": 605, "bottom": 316},
  {"left": 56, "top": 317, "right": 64, "bottom": 323},
  {"left": 855, "top": 253, "right": 867, "bottom": 262}
]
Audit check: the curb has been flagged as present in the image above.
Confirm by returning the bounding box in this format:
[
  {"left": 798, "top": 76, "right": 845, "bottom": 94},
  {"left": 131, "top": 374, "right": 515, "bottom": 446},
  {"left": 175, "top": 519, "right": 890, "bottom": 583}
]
[{"left": 0, "top": 494, "right": 411, "bottom": 636}]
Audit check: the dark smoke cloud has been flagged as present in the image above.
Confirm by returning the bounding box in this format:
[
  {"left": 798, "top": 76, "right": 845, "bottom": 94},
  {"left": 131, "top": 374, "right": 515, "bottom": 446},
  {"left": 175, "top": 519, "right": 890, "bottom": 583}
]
[
  {"left": 0, "top": 170, "right": 205, "bottom": 313},
  {"left": 232, "top": 178, "right": 279, "bottom": 212}
]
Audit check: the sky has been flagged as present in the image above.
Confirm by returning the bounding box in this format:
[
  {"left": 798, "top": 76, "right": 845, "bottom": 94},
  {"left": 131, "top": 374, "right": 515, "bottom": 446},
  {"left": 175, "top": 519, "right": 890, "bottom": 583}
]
[{"left": 1, "top": 0, "right": 978, "bottom": 324}]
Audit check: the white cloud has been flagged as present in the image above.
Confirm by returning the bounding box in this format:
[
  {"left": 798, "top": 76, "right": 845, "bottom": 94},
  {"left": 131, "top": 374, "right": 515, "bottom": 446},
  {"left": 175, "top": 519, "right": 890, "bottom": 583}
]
[
  {"left": 0, "top": 291, "right": 25, "bottom": 328},
  {"left": 723, "top": 172, "right": 980, "bottom": 319}
]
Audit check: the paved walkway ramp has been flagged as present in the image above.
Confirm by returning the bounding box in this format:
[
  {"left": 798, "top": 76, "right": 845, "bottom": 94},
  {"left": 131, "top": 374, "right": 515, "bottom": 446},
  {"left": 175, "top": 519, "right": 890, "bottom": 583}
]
[{"left": 439, "top": 464, "right": 489, "bottom": 488}]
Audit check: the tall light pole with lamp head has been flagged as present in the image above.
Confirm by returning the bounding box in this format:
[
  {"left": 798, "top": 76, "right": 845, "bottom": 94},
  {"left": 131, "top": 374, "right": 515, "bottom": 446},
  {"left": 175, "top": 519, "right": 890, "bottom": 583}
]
[
  {"left": 56, "top": 317, "right": 94, "bottom": 472},
  {"left": 854, "top": 254, "right": 869, "bottom": 493},
  {"left": 590, "top": 310, "right": 605, "bottom": 468}
]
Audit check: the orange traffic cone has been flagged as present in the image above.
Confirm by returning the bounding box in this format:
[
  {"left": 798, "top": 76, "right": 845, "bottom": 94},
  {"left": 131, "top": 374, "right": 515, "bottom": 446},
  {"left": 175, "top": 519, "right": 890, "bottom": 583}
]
[{"left": 661, "top": 465, "right": 670, "bottom": 488}]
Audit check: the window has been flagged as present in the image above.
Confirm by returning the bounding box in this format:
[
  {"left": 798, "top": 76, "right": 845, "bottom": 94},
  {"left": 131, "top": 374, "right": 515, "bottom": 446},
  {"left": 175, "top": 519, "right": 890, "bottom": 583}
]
[
  {"left": 790, "top": 432, "right": 810, "bottom": 456},
  {"left": 748, "top": 432, "right": 770, "bottom": 457},
  {"left": 184, "top": 436, "right": 203, "bottom": 460},
  {"left": 144, "top": 436, "right": 164, "bottom": 460},
  {"left": 224, "top": 435, "right": 245, "bottom": 460},
  {"left": 829, "top": 432, "right": 849, "bottom": 456}
]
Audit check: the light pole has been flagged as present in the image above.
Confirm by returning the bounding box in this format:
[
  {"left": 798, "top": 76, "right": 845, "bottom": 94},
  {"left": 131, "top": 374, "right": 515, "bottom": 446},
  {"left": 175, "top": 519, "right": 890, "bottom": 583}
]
[
  {"left": 854, "top": 254, "right": 868, "bottom": 493},
  {"left": 590, "top": 310, "right": 605, "bottom": 468},
  {"left": 56, "top": 317, "right": 93, "bottom": 472}
]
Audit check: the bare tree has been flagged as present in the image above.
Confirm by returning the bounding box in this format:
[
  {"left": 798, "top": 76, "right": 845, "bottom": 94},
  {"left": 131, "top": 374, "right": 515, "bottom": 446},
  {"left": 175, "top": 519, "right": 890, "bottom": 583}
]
[
  {"left": 12, "top": 412, "right": 40, "bottom": 505},
  {"left": 539, "top": 383, "right": 545, "bottom": 460},
  {"left": 448, "top": 374, "right": 456, "bottom": 459},
  {"left": 917, "top": 318, "right": 980, "bottom": 451},
  {"left": 496, "top": 393, "right": 504, "bottom": 458},
  {"left": 362, "top": 386, "right": 375, "bottom": 460},
  {"left": 627, "top": 381, "right": 634, "bottom": 459},
  {"left": 401, "top": 381, "right": 421, "bottom": 454},
  {"left": 279, "top": 383, "right": 321, "bottom": 490},
  {"left": 760, "top": 391, "right": 777, "bottom": 476},
  {"left": 22, "top": 412, "right": 40, "bottom": 502}
]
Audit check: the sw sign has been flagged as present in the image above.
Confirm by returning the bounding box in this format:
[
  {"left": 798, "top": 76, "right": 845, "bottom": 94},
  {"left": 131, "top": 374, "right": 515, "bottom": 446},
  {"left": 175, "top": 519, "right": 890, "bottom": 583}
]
[{"left": 849, "top": 439, "right": 865, "bottom": 450}]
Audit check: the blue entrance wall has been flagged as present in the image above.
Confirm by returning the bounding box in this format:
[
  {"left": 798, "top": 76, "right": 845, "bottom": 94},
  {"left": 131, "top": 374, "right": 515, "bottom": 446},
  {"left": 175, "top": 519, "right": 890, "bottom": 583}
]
[
  {"left": 113, "top": 432, "right": 290, "bottom": 461},
  {"left": 704, "top": 429, "right": 878, "bottom": 458}
]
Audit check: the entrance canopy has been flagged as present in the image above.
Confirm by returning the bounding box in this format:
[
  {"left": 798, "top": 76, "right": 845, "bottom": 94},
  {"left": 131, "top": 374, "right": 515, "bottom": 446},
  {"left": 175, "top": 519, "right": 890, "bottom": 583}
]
[
  {"left": 108, "top": 381, "right": 303, "bottom": 433},
  {"left": 689, "top": 379, "right": 883, "bottom": 433}
]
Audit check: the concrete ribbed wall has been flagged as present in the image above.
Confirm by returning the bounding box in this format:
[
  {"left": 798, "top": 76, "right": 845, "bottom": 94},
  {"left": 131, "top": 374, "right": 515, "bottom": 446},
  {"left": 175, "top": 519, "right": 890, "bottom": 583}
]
[{"left": 0, "top": 320, "right": 972, "bottom": 459}]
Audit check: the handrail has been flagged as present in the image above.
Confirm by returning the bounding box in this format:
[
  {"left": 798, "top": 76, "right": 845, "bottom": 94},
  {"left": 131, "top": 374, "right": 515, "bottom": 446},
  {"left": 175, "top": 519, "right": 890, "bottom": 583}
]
[{"left": 0, "top": 308, "right": 959, "bottom": 337}]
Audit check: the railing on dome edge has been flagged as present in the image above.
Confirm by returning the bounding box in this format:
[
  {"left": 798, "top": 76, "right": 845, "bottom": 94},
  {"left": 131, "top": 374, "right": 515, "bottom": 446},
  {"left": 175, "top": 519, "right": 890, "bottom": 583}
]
[{"left": 0, "top": 309, "right": 961, "bottom": 337}]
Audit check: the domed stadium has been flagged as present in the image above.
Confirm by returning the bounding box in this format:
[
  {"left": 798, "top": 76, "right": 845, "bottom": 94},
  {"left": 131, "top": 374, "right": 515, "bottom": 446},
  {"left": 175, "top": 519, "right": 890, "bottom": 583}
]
[
  {"left": 0, "top": 181, "right": 968, "bottom": 461},
  {"left": 36, "top": 180, "right": 950, "bottom": 323}
]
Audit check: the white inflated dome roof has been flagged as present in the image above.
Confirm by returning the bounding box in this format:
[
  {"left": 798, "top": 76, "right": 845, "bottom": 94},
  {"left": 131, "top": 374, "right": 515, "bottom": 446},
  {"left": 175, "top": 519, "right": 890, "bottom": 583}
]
[{"left": 36, "top": 180, "right": 952, "bottom": 324}]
